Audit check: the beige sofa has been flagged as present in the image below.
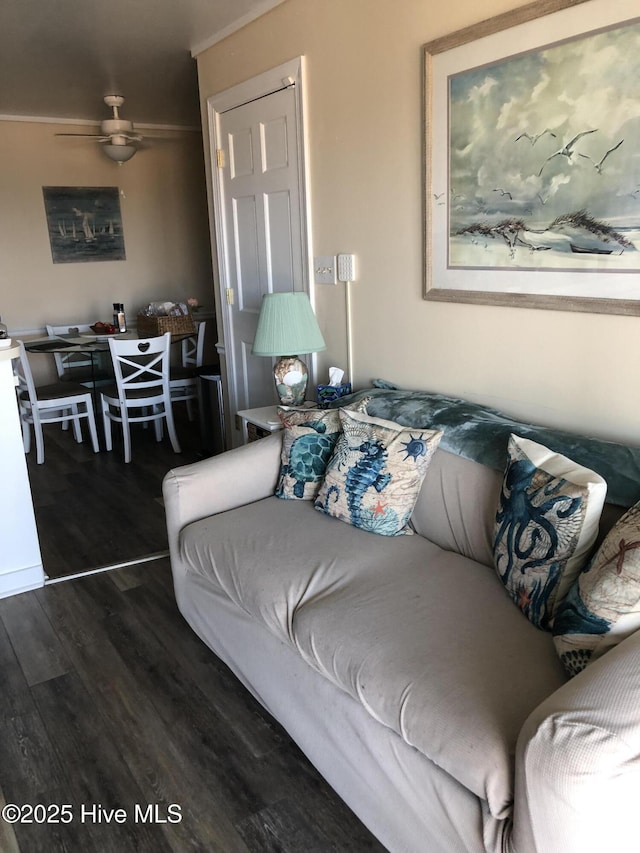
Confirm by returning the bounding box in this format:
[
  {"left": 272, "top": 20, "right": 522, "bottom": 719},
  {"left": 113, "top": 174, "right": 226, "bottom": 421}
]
[{"left": 163, "top": 402, "right": 640, "bottom": 853}]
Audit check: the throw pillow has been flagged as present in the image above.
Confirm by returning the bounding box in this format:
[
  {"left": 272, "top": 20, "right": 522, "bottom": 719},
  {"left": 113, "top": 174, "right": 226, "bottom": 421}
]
[
  {"left": 493, "top": 434, "right": 607, "bottom": 630},
  {"left": 275, "top": 399, "right": 369, "bottom": 500},
  {"left": 553, "top": 501, "right": 640, "bottom": 677},
  {"left": 314, "top": 408, "right": 442, "bottom": 536}
]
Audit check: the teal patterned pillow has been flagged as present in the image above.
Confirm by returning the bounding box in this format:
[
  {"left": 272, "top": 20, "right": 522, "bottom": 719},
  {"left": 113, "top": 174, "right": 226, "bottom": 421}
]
[
  {"left": 314, "top": 408, "right": 442, "bottom": 536},
  {"left": 493, "top": 435, "right": 607, "bottom": 630},
  {"left": 553, "top": 501, "right": 640, "bottom": 677},
  {"left": 276, "top": 408, "right": 345, "bottom": 500}
]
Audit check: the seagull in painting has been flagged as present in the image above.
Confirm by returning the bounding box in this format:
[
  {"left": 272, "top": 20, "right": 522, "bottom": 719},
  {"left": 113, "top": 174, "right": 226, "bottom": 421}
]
[
  {"left": 578, "top": 139, "right": 624, "bottom": 174},
  {"left": 515, "top": 128, "right": 557, "bottom": 146},
  {"left": 492, "top": 188, "right": 512, "bottom": 200},
  {"left": 537, "top": 129, "right": 598, "bottom": 176}
]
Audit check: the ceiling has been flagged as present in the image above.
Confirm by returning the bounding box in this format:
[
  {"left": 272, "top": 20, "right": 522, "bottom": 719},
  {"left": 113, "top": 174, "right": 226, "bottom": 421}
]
[{"left": 0, "top": 0, "right": 285, "bottom": 129}]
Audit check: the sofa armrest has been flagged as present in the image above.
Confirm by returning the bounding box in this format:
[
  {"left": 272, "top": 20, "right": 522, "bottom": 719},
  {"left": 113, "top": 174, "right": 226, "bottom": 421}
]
[
  {"left": 513, "top": 629, "right": 640, "bottom": 853},
  {"left": 163, "top": 434, "right": 282, "bottom": 572}
]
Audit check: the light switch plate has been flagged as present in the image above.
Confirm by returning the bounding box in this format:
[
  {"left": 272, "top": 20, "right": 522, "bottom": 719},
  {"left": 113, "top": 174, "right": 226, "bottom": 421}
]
[{"left": 314, "top": 255, "right": 337, "bottom": 285}]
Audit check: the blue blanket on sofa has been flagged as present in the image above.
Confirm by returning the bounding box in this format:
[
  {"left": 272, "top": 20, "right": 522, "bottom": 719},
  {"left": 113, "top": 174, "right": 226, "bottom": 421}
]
[{"left": 330, "top": 383, "right": 640, "bottom": 508}]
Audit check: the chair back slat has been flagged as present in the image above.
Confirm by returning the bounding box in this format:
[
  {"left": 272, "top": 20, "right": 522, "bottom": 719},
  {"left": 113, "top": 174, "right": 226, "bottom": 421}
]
[
  {"left": 181, "top": 320, "right": 206, "bottom": 369},
  {"left": 46, "top": 323, "right": 94, "bottom": 378},
  {"left": 108, "top": 334, "right": 171, "bottom": 394},
  {"left": 101, "top": 332, "right": 180, "bottom": 463}
]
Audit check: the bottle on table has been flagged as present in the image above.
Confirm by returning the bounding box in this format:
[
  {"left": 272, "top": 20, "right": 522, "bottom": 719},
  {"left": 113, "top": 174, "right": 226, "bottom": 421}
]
[{"left": 113, "top": 303, "right": 127, "bottom": 333}]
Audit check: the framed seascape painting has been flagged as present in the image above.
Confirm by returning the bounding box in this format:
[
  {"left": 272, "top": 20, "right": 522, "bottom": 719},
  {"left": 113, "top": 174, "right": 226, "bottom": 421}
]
[
  {"left": 423, "top": 0, "right": 640, "bottom": 314},
  {"left": 43, "top": 186, "right": 126, "bottom": 264}
]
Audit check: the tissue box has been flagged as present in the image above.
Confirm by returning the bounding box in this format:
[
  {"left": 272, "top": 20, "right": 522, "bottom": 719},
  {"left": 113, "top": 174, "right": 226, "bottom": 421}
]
[{"left": 316, "top": 383, "right": 352, "bottom": 405}]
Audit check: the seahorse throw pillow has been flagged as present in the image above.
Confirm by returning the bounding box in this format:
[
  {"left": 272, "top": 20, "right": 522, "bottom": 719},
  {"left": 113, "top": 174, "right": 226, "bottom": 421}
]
[
  {"left": 493, "top": 434, "right": 607, "bottom": 630},
  {"left": 314, "top": 408, "right": 442, "bottom": 536},
  {"left": 275, "top": 400, "right": 369, "bottom": 500},
  {"left": 553, "top": 501, "right": 640, "bottom": 677}
]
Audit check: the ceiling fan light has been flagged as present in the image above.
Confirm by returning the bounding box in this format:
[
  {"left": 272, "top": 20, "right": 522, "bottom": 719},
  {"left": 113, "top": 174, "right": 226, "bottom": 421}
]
[{"left": 102, "top": 143, "right": 136, "bottom": 164}]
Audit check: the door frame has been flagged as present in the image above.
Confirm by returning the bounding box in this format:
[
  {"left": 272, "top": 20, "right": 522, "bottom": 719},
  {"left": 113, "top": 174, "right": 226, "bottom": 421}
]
[{"left": 207, "top": 56, "right": 314, "bottom": 444}]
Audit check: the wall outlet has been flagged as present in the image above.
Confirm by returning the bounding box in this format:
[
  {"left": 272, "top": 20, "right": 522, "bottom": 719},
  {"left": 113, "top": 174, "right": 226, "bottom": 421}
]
[
  {"left": 337, "top": 253, "right": 356, "bottom": 282},
  {"left": 314, "top": 255, "right": 337, "bottom": 285}
]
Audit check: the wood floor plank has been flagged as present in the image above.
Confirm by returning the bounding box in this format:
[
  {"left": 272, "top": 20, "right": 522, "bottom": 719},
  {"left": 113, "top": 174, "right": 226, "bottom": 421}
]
[
  {"left": 0, "top": 618, "right": 36, "bottom": 719},
  {"left": 36, "top": 581, "right": 251, "bottom": 852},
  {"left": 31, "top": 671, "right": 173, "bottom": 853},
  {"left": 237, "top": 796, "right": 337, "bottom": 852},
  {"left": 0, "top": 710, "right": 90, "bottom": 852},
  {"left": 0, "top": 593, "right": 71, "bottom": 687},
  {"left": 0, "top": 783, "right": 20, "bottom": 853}
]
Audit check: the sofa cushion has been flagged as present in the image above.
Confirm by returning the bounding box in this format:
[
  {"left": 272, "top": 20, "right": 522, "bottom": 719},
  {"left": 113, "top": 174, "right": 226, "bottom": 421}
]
[
  {"left": 411, "top": 449, "right": 503, "bottom": 567},
  {"left": 553, "top": 500, "right": 640, "bottom": 676},
  {"left": 314, "top": 408, "right": 442, "bottom": 536},
  {"left": 493, "top": 435, "right": 607, "bottom": 630},
  {"left": 179, "top": 497, "right": 566, "bottom": 819}
]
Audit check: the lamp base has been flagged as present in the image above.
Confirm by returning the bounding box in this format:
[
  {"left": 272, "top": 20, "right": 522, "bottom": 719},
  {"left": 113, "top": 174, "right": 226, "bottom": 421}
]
[{"left": 274, "top": 355, "right": 308, "bottom": 406}]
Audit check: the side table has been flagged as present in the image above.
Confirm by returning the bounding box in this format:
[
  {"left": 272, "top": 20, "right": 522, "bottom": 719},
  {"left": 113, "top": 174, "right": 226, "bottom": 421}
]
[{"left": 236, "top": 405, "right": 282, "bottom": 444}]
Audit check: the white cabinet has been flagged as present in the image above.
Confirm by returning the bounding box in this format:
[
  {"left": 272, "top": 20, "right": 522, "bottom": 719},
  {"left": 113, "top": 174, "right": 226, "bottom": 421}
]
[{"left": 0, "top": 344, "right": 44, "bottom": 597}]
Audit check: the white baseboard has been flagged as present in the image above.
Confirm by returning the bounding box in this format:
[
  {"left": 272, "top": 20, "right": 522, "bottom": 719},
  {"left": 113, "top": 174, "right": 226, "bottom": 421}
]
[{"left": 0, "top": 563, "right": 45, "bottom": 599}]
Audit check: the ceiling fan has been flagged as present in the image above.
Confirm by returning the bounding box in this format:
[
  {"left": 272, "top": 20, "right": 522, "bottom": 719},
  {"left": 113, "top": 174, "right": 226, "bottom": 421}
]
[{"left": 56, "top": 95, "right": 143, "bottom": 163}]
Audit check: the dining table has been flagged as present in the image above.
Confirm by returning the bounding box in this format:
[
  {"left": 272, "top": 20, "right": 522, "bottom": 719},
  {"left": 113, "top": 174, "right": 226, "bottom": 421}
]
[
  {"left": 25, "top": 330, "right": 193, "bottom": 373},
  {"left": 24, "top": 330, "right": 195, "bottom": 449}
]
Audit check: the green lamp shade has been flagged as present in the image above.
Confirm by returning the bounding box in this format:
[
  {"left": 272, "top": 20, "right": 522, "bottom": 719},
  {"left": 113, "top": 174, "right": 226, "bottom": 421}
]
[{"left": 252, "top": 292, "right": 326, "bottom": 356}]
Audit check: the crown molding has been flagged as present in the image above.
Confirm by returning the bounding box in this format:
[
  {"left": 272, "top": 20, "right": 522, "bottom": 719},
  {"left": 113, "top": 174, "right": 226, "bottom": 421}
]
[{"left": 190, "top": 0, "right": 286, "bottom": 56}]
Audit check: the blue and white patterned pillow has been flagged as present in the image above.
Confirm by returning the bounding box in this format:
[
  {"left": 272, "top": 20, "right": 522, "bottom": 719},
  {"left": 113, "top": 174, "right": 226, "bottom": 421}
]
[
  {"left": 493, "top": 435, "right": 607, "bottom": 630},
  {"left": 314, "top": 408, "right": 442, "bottom": 536},
  {"left": 275, "top": 399, "right": 370, "bottom": 500},
  {"left": 275, "top": 407, "right": 345, "bottom": 500},
  {"left": 553, "top": 501, "right": 640, "bottom": 676}
]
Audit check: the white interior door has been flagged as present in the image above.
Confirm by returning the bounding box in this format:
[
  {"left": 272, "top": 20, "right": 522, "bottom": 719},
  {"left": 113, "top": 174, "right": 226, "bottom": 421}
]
[{"left": 211, "top": 61, "right": 310, "bottom": 432}]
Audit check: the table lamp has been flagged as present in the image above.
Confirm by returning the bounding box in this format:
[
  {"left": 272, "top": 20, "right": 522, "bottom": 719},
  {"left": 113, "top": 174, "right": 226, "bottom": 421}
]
[{"left": 252, "top": 292, "right": 326, "bottom": 406}]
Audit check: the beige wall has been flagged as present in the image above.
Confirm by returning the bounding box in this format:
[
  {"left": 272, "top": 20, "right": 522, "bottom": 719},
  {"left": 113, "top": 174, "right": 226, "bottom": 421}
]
[
  {"left": 0, "top": 118, "right": 213, "bottom": 379},
  {"left": 196, "top": 0, "right": 640, "bottom": 445}
]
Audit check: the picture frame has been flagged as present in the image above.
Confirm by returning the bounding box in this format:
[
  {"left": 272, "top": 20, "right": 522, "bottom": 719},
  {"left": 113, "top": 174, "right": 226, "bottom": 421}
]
[
  {"left": 423, "top": 0, "right": 640, "bottom": 314},
  {"left": 43, "top": 186, "right": 126, "bottom": 264}
]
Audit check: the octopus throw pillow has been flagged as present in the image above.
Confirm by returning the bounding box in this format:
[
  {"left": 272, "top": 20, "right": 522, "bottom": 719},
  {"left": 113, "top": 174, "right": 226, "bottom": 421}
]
[
  {"left": 314, "top": 408, "right": 442, "bottom": 536},
  {"left": 493, "top": 434, "right": 607, "bottom": 630}
]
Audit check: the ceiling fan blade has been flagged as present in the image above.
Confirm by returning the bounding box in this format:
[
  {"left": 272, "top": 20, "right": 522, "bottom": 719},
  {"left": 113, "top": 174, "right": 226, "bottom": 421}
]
[{"left": 55, "top": 132, "right": 104, "bottom": 138}]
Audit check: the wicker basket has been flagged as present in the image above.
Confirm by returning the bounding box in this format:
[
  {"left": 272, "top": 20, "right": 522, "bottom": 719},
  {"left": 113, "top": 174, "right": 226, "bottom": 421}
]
[{"left": 136, "top": 312, "right": 195, "bottom": 338}]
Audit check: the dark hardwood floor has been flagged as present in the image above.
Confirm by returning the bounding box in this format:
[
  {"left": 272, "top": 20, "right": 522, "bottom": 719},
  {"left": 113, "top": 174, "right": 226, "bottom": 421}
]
[
  {"left": 26, "top": 405, "right": 203, "bottom": 579},
  {"left": 0, "top": 559, "right": 384, "bottom": 852},
  {"left": 7, "top": 408, "right": 385, "bottom": 852}
]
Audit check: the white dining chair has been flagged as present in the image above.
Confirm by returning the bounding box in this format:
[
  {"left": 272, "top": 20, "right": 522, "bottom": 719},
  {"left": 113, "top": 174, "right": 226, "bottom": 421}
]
[
  {"left": 169, "top": 320, "right": 206, "bottom": 420},
  {"left": 45, "top": 322, "right": 112, "bottom": 386},
  {"left": 13, "top": 340, "right": 99, "bottom": 464},
  {"left": 100, "top": 333, "right": 181, "bottom": 463}
]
